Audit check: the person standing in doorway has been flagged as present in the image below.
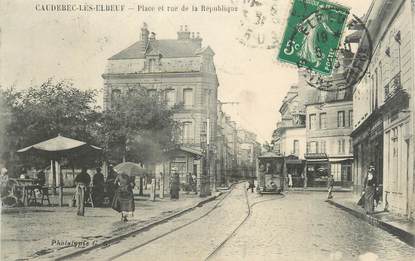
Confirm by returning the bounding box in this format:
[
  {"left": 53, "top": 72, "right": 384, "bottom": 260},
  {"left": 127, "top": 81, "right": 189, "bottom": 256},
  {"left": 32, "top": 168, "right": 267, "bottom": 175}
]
[{"left": 288, "top": 174, "right": 293, "bottom": 190}]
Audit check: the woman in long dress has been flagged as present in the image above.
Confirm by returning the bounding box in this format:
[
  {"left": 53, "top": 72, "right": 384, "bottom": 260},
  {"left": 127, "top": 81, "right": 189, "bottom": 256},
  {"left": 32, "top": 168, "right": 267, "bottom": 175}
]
[
  {"left": 112, "top": 172, "right": 135, "bottom": 222},
  {"left": 363, "top": 165, "right": 377, "bottom": 214}
]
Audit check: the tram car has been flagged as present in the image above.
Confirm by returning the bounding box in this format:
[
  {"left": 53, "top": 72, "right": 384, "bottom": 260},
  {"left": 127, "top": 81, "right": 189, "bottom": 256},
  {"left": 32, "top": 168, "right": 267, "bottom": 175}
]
[{"left": 256, "top": 152, "right": 286, "bottom": 194}]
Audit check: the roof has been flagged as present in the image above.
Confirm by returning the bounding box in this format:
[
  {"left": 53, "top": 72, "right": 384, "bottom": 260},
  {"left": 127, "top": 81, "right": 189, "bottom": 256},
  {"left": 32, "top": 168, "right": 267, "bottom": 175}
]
[
  {"left": 109, "top": 39, "right": 205, "bottom": 60},
  {"left": 304, "top": 86, "right": 353, "bottom": 105},
  {"left": 18, "top": 135, "right": 101, "bottom": 152}
]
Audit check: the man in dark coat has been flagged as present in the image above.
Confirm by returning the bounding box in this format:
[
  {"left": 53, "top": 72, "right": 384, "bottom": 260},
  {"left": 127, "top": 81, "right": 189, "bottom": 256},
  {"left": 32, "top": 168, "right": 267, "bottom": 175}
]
[
  {"left": 170, "top": 172, "right": 180, "bottom": 200},
  {"left": 74, "top": 168, "right": 91, "bottom": 216},
  {"left": 106, "top": 164, "right": 118, "bottom": 204},
  {"left": 92, "top": 167, "right": 105, "bottom": 207}
]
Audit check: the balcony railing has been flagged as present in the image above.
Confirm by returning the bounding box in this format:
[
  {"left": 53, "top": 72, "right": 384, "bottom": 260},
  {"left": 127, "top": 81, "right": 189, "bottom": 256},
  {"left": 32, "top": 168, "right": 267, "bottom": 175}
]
[
  {"left": 276, "top": 119, "right": 306, "bottom": 129},
  {"left": 384, "top": 72, "right": 402, "bottom": 102}
]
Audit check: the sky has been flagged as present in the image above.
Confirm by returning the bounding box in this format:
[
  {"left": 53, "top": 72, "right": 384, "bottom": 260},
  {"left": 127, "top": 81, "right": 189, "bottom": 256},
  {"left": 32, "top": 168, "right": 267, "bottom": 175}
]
[{"left": 0, "top": 0, "right": 372, "bottom": 142}]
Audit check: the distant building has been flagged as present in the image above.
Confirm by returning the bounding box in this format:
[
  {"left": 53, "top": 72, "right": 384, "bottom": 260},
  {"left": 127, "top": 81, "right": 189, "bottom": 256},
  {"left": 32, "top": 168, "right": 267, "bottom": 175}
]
[
  {"left": 237, "top": 129, "right": 261, "bottom": 179},
  {"left": 304, "top": 87, "right": 353, "bottom": 187},
  {"left": 350, "top": 0, "right": 414, "bottom": 219},
  {"left": 272, "top": 82, "right": 307, "bottom": 187},
  {"left": 103, "top": 24, "right": 218, "bottom": 195}
]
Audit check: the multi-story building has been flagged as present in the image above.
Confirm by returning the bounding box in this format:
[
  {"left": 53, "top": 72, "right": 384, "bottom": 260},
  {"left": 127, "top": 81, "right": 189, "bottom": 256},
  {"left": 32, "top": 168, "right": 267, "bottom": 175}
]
[
  {"left": 304, "top": 87, "right": 353, "bottom": 187},
  {"left": 351, "top": 0, "right": 414, "bottom": 219},
  {"left": 237, "top": 129, "right": 260, "bottom": 179},
  {"left": 103, "top": 23, "right": 219, "bottom": 195},
  {"left": 272, "top": 83, "right": 307, "bottom": 187}
]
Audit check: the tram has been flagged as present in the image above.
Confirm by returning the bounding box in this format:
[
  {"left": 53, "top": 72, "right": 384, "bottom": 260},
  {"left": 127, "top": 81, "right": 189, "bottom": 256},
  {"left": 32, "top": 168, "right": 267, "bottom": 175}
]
[{"left": 256, "top": 152, "right": 286, "bottom": 194}]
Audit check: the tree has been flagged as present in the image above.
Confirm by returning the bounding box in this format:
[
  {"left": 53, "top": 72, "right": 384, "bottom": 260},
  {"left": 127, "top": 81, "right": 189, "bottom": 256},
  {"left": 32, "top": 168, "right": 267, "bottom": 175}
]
[
  {"left": 98, "top": 88, "right": 179, "bottom": 165},
  {"left": 0, "top": 79, "right": 100, "bottom": 173}
]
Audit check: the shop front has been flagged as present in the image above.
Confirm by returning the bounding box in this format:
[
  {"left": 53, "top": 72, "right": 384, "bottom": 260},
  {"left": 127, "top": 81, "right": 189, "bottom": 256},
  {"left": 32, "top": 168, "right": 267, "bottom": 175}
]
[
  {"left": 304, "top": 153, "right": 330, "bottom": 187},
  {"left": 285, "top": 154, "right": 305, "bottom": 187}
]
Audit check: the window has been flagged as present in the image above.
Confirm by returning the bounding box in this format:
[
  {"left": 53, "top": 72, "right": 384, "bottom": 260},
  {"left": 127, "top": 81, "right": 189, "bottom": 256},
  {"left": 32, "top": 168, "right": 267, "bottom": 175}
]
[
  {"left": 309, "top": 114, "right": 316, "bottom": 130},
  {"left": 293, "top": 140, "right": 299, "bottom": 155},
  {"left": 320, "top": 140, "right": 326, "bottom": 153},
  {"left": 148, "top": 58, "right": 157, "bottom": 72},
  {"left": 319, "top": 113, "right": 327, "bottom": 129},
  {"left": 182, "top": 122, "right": 193, "bottom": 143},
  {"left": 309, "top": 141, "right": 317, "bottom": 153},
  {"left": 349, "top": 139, "right": 353, "bottom": 154},
  {"left": 165, "top": 89, "right": 176, "bottom": 107},
  {"left": 348, "top": 110, "right": 353, "bottom": 127},
  {"left": 331, "top": 163, "right": 341, "bottom": 181},
  {"left": 337, "top": 111, "right": 345, "bottom": 128},
  {"left": 111, "top": 89, "right": 121, "bottom": 108},
  {"left": 148, "top": 89, "right": 156, "bottom": 97},
  {"left": 338, "top": 139, "right": 345, "bottom": 154},
  {"left": 201, "top": 122, "right": 207, "bottom": 133},
  {"left": 183, "top": 88, "right": 194, "bottom": 107}
]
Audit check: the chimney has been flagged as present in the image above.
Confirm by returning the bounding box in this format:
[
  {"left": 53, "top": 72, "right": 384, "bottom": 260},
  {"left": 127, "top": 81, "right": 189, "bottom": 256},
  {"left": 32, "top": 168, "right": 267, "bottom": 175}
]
[
  {"left": 192, "top": 32, "right": 202, "bottom": 47},
  {"left": 140, "top": 23, "right": 150, "bottom": 45},
  {"left": 177, "top": 25, "right": 191, "bottom": 40}
]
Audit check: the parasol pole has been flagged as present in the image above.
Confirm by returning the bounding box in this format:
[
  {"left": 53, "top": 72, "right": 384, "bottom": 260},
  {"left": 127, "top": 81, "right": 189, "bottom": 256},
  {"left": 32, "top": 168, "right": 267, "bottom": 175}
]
[
  {"left": 57, "top": 161, "right": 63, "bottom": 207},
  {"left": 51, "top": 160, "right": 57, "bottom": 195}
]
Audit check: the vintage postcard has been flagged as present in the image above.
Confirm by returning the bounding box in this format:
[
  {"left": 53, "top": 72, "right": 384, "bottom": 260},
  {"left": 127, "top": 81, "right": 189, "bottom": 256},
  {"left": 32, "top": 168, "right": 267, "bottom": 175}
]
[{"left": 0, "top": 0, "right": 414, "bottom": 260}]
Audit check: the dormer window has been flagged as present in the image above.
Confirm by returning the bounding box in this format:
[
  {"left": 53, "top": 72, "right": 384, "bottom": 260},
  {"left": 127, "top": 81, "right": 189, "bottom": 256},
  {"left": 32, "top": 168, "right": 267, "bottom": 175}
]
[{"left": 148, "top": 58, "right": 156, "bottom": 72}]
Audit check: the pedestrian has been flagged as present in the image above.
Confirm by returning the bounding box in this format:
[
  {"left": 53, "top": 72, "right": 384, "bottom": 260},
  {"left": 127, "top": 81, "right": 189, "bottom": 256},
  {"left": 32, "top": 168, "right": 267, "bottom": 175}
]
[
  {"left": 111, "top": 172, "right": 135, "bottom": 222},
  {"left": 327, "top": 174, "right": 334, "bottom": 199},
  {"left": 288, "top": 173, "right": 293, "bottom": 189},
  {"left": 106, "top": 164, "right": 118, "bottom": 205},
  {"left": 363, "top": 165, "right": 377, "bottom": 214},
  {"left": 247, "top": 178, "right": 255, "bottom": 193},
  {"left": 170, "top": 172, "right": 180, "bottom": 200},
  {"left": 192, "top": 173, "right": 197, "bottom": 193},
  {"left": 188, "top": 173, "right": 193, "bottom": 194},
  {"left": 92, "top": 167, "right": 105, "bottom": 207},
  {"left": 0, "top": 168, "right": 9, "bottom": 198},
  {"left": 74, "top": 168, "right": 91, "bottom": 216}
]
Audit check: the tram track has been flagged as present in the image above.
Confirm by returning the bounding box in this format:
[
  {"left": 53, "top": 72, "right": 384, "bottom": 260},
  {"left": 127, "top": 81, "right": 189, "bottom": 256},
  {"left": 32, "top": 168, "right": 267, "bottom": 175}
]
[
  {"left": 62, "top": 183, "right": 285, "bottom": 261},
  {"left": 204, "top": 188, "right": 285, "bottom": 260},
  {"left": 99, "top": 183, "right": 242, "bottom": 261}
]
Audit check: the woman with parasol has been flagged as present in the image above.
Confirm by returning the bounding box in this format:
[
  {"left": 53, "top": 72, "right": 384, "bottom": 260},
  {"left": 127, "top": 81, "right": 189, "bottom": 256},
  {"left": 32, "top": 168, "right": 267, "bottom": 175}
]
[
  {"left": 112, "top": 162, "right": 144, "bottom": 221},
  {"left": 111, "top": 171, "right": 135, "bottom": 222}
]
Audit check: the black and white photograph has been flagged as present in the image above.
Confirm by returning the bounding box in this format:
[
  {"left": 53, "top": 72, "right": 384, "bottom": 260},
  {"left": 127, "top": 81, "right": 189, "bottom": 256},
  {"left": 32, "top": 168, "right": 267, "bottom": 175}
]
[{"left": 0, "top": 0, "right": 414, "bottom": 260}]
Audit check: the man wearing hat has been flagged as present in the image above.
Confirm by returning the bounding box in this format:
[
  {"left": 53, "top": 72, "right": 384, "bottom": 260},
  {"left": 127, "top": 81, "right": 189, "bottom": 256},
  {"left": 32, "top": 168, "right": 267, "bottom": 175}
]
[{"left": 106, "top": 164, "right": 118, "bottom": 205}]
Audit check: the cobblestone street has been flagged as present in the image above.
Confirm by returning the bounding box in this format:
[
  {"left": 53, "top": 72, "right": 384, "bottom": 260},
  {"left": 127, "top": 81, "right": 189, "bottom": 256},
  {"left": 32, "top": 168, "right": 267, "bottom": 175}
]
[
  {"left": 0, "top": 191, "right": 207, "bottom": 260},
  {"left": 73, "top": 183, "right": 414, "bottom": 261}
]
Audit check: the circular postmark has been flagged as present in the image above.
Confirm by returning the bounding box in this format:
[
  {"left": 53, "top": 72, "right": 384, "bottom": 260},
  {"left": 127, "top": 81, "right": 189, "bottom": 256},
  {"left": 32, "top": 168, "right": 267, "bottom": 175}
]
[
  {"left": 287, "top": 4, "right": 373, "bottom": 92},
  {"left": 298, "top": 14, "right": 373, "bottom": 92},
  {"left": 235, "top": 0, "right": 281, "bottom": 49}
]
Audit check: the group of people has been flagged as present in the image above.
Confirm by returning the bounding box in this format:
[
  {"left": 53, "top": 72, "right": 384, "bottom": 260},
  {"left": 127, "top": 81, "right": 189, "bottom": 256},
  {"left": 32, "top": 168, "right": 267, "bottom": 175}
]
[{"left": 74, "top": 165, "right": 135, "bottom": 221}]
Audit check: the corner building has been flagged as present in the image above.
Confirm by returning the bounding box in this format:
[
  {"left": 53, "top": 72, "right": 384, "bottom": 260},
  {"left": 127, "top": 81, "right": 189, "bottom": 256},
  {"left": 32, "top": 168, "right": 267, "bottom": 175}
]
[{"left": 103, "top": 24, "right": 219, "bottom": 195}]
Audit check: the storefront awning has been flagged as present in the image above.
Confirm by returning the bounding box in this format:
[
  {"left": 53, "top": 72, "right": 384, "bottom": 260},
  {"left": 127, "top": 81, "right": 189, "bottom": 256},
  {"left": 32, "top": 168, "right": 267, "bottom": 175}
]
[
  {"left": 285, "top": 159, "right": 304, "bottom": 165},
  {"left": 329, "top": 157, "right": 353, "bottom": 163}
]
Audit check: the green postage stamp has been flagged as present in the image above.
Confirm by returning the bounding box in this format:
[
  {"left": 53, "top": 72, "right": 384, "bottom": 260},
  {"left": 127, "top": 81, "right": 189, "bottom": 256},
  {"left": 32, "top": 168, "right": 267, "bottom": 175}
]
[{"left": 278, "top": 0, "right": 350, "bottom": 75}]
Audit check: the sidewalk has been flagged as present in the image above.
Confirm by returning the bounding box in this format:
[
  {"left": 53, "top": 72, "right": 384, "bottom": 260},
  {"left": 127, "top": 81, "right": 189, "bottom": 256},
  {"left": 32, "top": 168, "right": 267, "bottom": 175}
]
[
  {"left": 288, "top": 186, "right": 352, "bottom": 192},
  {"left": 327, "top": 193, "right": 415, "bottom": 247},
  {"left": 1, "top": 189, "right": 223, "bottom": 260}
]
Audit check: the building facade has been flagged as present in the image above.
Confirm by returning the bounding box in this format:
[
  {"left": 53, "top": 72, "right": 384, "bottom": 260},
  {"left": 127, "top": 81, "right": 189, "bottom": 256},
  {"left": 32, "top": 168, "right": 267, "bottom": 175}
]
[
  {"left": 305, "top": 90, "right": 353, "bottom": 187},
  {"left": 272, "top": 84, "right": 307, "bottom": 187},
  {"left": 103, "top": 24, "right": 219, "bottom": 195},
  {"left": 351, "top": 0, "right": 414, "bottom": 219}
]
